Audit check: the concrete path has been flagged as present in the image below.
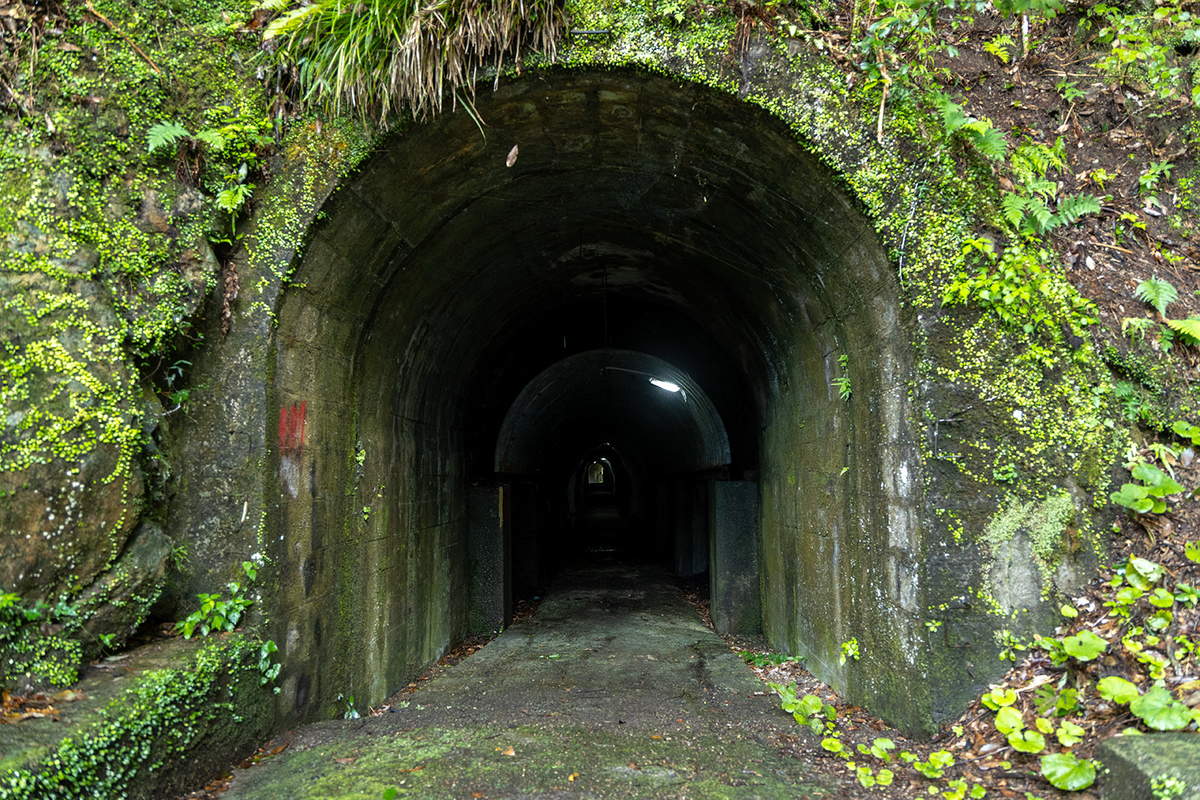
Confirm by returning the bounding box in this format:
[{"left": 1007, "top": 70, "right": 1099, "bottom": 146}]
[{"left": 225, "top": 561, "right": 835, "bottom": 799}]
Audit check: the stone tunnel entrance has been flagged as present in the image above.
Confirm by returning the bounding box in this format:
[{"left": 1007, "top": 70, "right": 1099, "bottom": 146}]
[{"left": 268, "top": 68, "right": 926, "bottom": 730}]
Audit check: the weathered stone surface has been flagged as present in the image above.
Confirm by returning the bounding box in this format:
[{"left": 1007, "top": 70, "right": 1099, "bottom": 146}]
[
  {"left": 1099, "top": 734, "right": 1200, "bottom": 800},
  {"left": 0, "top": 636, "right": 277, "bottom": 800},
  {"left": 467, "top": 485, "right": 511, "bottom": 634},
  {"left": 77, "top": 521, "right": 172, "bottom": 656},
  {"left": 0, "top": 448, "right": 141, "bottom": 602},
  {"left": 710, "top": 481, "right": 760, "bottom": 636}
]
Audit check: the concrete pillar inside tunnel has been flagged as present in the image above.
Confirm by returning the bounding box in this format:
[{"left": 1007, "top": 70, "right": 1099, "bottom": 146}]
[
  {"left": 710, "top": 481, "right": 761, "bottom": 636},
  {"left": 468, "top": 485, "right": 511, "bottom": 633},
  {"left": 511, "top": 483, "right": 539, "bottom": 596},
  {"left": 673, "top": 481, "right": 709, "bottom": 578}
]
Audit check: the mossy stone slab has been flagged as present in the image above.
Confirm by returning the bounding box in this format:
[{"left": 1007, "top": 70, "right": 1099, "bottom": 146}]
[
  {"left": 0, "top": 636, "right": 276, "bottom": 800},
  {"left": 1098, "top": 733, "right": 1200, "bottom": 800}
]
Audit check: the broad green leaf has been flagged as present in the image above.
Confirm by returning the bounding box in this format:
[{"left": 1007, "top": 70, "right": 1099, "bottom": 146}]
[
  {"left": 1007, "top": 729, "right": 1046, "bottom": 753},
  {"left": 982, "top": 687, "right": 1018, "bottom": 710},
  {"left": 1111, "top": 483, "right": 1150, "bottom": 511},
  {"left": 1062, "top": 630, "right": 1107, "bottom": 661},
  {"left": 994, "top": 706, "right": 1024, "bottom": 735},
  {"left": 1127, "top": 556, "right": 1166, "bottom": 589},
  {"left": 1171, "top": 420, "right": 1200, "bottom": 444},
  {"left": 1130, "top": 686, "right": 1191, "bottom": 730},
  {"left": 1148, "top": 609, "right": 1173, "bottom": 630},
  {"left": 1041, "top": 752, "right": 1096, "bottom": 791},
  {"left": 1130, "top": 466, "right": 1183, "bottom": 497},
  {"left": 1115, "top": 585, "right": 1144, "bottom": 604},
  {"left": 1097, "top": 676, "right": 1140, "bottom": 704},
  {"left": 1056, "top": 720, "right": 1085, "bottom": 747},
  {"left": 1149, "top": 587, "right": 1175, "bottom": 608}
]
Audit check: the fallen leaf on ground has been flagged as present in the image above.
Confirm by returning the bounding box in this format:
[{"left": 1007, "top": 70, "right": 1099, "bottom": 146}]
[
  {"left": 497, "top": 745, "right": 515, "bottom": 756},
  {"left": 568, "top": 772, "right": 580, "bottom": 782},
  {"left": 333, "top": 757, "right": 357, "bottom": 764}
]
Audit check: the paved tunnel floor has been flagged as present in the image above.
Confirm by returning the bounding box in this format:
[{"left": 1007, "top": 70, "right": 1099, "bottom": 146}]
[{"left": 223, "top": 562, "right": 837, "bottom": 799}]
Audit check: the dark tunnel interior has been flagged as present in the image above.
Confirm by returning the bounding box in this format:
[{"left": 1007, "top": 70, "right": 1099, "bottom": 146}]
[
  {"left": 267, "top": 67, "right": 922, "bottom": 728},
  {"left": 464, "top": 295, "right": 760, "bottom": 593}
]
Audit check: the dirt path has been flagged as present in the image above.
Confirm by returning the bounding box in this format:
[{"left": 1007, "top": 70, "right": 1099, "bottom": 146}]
[{"left": 223, "top": 561, "right": 837, "bottom": 799}]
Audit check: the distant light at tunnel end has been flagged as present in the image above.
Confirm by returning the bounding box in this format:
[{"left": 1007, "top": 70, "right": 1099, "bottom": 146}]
[{"left": 648, "top": 378, "right": 681, "bottom": 393}]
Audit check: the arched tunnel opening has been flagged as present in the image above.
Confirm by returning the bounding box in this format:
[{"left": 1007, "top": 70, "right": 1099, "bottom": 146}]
[
  {"left": 487, "top": 344, "right": 735, "bottom": 602},
  {"left": 269, "top": 68, "right": 925, "bottom": 729}
]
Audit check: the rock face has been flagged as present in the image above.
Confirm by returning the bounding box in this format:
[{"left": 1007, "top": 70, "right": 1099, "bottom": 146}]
[
  {"left": 1099, "top": 734, "right": 1200, "bottom": 800},
  {"left": 77, "top": 521, "right": 172, "bottom": 656},
  {"left": 0, "top": 448, "right": 141, "bottom": 602}
]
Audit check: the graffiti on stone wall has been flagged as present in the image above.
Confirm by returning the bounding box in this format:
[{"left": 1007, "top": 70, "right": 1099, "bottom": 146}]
[{"left": 279, "top": 400, "right": 307, "bottom": 498}]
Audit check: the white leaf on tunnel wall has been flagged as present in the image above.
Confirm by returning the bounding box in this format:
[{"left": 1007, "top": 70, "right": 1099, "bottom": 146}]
[{"left": 506, "top": 144, "right": 519, "bottom": 167}]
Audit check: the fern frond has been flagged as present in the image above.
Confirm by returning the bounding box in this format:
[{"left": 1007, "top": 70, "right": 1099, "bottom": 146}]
[
  {"left": 973, "top": 125, "right": 1008, "bottom": 161},
  {"left": 983, "top": 35, "right": 1012, "bottom": 64},
  {"left": 1023, "top": 197, "right": 1053, "bottom": 233},
  {"left": 1050, "top": 194, "right": 1101, "bottom": 228},
  {"left": 1122, "top": 316, "right": 1156, "bottom": 343},
  {"left": 1000, "top": 193, "right": 1027, "bottom": 228},
  {"left": 931, "top": 91, "right": 969, "bottom": 134},
  {"left": 146, "top": 121, "right": 189, "bottom": 154},
  {"left": 1166, "top": 316, "right": 1200, "bottom": 345},
  {"left": 1134, "top": 277, "right": 1179, "bottom": 317},
  {"left": 1026, "top": 177, "right": 1058, "bottom": 200},
  {"left": 962, "top": 122, "right": 1006, "bottom": 160},
  {"left": 194, "top": 129, "right": 227, "bottom": 152}
]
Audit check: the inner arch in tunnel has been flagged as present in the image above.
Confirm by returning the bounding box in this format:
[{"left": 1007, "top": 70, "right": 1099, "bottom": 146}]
[
  {"left": 267, "top": 67, "right": 926, "bottom": 731},
  {"left": 495, "top": 349, "right": 731, "bottom": 475}
]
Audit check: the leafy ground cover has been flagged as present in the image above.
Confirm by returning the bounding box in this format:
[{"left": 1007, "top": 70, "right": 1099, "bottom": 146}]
[{"left": 711, "top": 485, "right": 1199, "bottom": 799}]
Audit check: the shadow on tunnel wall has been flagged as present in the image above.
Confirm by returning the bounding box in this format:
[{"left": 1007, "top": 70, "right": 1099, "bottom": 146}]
[{"left": 258, "top": 68, "right": 927, "bottom": 732}]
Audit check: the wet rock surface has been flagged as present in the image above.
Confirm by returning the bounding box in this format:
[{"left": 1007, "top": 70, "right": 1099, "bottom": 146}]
[{"left": 223, "top": 561, "right": 836, "bottom": 799}]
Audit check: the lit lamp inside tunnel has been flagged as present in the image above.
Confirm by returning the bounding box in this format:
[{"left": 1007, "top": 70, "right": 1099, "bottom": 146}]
[{"left": 600, "top": 364, "right": 688, "bottom": 402}]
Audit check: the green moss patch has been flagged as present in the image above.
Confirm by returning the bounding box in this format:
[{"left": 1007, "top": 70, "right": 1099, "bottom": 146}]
[
  {"left": 226, "top": 722, "right": 832, "bottom": 800},
  {"left": 0, "top": 635, "right": 275, "bottom": 800}
]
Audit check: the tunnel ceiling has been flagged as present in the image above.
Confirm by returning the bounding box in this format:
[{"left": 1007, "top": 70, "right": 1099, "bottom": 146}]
[
  {"left": 495, "top": 349, "right": 731, "bottom": 476},
  {"left": 296, "top": 68, "right": 886, "bottom": 483}
]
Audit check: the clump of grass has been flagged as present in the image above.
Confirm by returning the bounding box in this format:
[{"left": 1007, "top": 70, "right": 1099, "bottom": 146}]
[{"left": 262, "top": 0, "right": 567, "bottom": 121}]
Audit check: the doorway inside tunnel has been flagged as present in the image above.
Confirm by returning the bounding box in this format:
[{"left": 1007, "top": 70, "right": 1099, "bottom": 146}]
[
  {"left": 479, "top": 342, "right": 740, "bottom": 611},
  {"left": 268, "top": 67, "right": 924, "bottom": 729}
]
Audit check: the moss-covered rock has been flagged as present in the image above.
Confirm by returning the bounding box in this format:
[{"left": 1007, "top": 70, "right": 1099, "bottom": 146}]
[{"left": 0, "top": 635, "right": 276, "bottom": 800}]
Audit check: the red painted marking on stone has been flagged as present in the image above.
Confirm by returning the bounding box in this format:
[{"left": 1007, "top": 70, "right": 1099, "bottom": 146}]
[{"left": 279, "top": 401, "right": 308, "bottom": 456}]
